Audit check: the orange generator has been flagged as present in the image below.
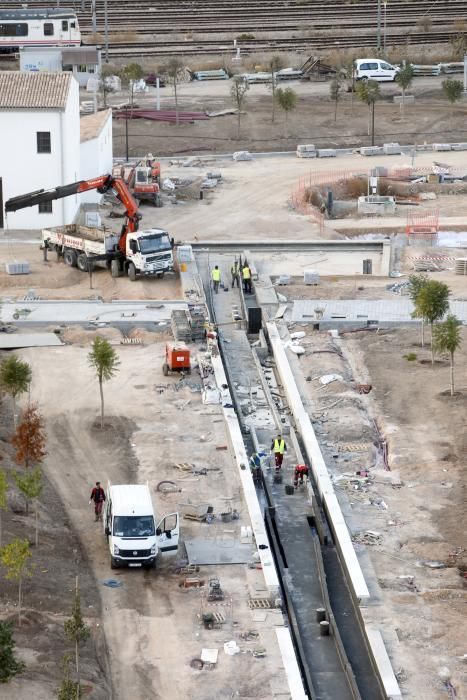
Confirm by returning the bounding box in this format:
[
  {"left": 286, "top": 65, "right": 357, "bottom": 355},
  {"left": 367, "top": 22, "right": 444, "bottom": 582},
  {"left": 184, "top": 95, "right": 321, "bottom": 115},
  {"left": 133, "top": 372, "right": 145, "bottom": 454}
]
[{"left": 163, "top": 342, "right": 191, "bottom": 376}]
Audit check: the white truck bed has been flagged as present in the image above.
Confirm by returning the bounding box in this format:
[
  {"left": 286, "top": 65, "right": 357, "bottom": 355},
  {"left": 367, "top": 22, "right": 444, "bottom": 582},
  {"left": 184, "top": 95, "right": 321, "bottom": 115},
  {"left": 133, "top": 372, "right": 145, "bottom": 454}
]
[{"left": 42, "top": 224, "right": 119, "bottom": 256}]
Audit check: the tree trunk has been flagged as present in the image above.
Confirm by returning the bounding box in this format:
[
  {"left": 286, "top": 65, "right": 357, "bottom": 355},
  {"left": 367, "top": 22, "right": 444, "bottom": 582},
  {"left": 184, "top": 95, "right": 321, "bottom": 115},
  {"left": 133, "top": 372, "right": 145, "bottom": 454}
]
[
  {"left": 174, "top": 81, "right": 179, "bottom": 126},
  {"left": 25, "top": 497, "right": 29, "bottom": 516},
  {"left": 334, "top": 97, "right": 338, "bottom": 122},
  {"left": 35, "top": 505, "right": 39, "bottom": 547},
  {"left": 450, "top": 352, "right": 454, "bottom": 396},
  {"left": 99, "top": 376, "right": 104, "bottom": 429},
  {"left": 421, "top": 319, "right": 425, "bottom": 348},
  {"left": 367, "top": 106, "right": 371, "bottom": 136},
  {"left": 371, "top": 102, "right": 375, "bottom": 146},
  {"left": 237, "top": 111, "right": 241, "bottom": 139},
  {"left": 401, "top": 87, "right": 405, "bottom": 119},
  {"left": 18, "top": 576, "right": 22, "bottom": 626},
  {"left": 284, "top": 110, "right": 289, "bottom": 138},
  {"left": 430, "top": 322, "right": 434, "bottom": 364},
  {"left": 271, "top": 80, "right": 276, "bottom": 123},
  {"left": 13, "top": 395, "right": 17, "bottom": 428},
  {"left": 76, "top": 639, "right": 80, "bottom": 691}
]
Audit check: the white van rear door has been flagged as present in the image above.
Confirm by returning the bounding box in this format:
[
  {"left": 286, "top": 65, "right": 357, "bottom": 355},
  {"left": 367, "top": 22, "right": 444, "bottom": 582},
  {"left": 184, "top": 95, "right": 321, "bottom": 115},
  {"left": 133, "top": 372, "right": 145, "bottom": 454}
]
[{"left": 156, "top": 512, "right": 179, "bottom": 552}]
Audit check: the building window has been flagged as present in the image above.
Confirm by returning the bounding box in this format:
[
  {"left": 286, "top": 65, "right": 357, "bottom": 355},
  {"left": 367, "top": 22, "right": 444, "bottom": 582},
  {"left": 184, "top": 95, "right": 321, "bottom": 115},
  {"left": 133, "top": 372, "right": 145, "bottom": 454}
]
[
  {"left": 38, "top": 201, "right": 52, "bottom": 214},
  {"left": 37, "top": 132, "right": 51, "bottom": 154},
  {"left": 62, "top": 20, "right": 68, "bottom": 31},
  {"left": 43, "top": 23, "right": 54, "bottom": 36}
]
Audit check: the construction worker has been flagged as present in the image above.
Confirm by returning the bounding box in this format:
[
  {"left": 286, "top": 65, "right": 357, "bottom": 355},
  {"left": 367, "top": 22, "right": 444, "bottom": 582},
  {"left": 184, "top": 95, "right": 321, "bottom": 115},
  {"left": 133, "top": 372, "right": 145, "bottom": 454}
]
[
  {"left": 242, "top": 263, "right": 252, "bottom": 294},
  {"left": 231, "top": 260, "right": 240, "bottom": 288},
  {"left": 89, "top": 481, "right": 106, "bottom": 521},
  {"left": 293, "top": 464, "right": 309, "bottom": 488},
  {"left": 271, "top": 435, "right": 286, "bottom": 472},
  {"left": 211, "top": 265, "right": 221, "bottom": 294},
  {"left": 249, "top": 451, "right": 266, "bottom": 482}
]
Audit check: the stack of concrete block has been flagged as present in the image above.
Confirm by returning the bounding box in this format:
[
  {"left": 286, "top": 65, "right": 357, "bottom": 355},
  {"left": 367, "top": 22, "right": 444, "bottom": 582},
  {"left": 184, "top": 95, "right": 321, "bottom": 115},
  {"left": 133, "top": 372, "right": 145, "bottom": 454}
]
[
  {"left": 360, "top": 146, "right": 384, "bottom": 156},
  {"left": 5, "top": 262, "right": 30, "bottom": 275},
  {"left": 451, "top": 143, "right": 467, "bottom": 151},
  {"left": 296, "top": 144, "right": 317, "bottom": 158},
  {"left": 433, "top": 143, "right": 452, "bottom": 151},
  {"left": 317, "top": 149, "right": 337, "bottom": 158},
  {"left": 393, "top": 94, "right": 415, "bottom": 104},
  {"left": 383, "top": 142, "right": 402, "bottom": 155}
]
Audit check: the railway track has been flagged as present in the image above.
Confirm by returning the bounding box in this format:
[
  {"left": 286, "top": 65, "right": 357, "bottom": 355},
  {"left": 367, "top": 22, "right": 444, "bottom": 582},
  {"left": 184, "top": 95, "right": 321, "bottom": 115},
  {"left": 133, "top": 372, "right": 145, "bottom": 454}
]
[{"left": 1, "top": 0, "right": 465, "bottom": 57}]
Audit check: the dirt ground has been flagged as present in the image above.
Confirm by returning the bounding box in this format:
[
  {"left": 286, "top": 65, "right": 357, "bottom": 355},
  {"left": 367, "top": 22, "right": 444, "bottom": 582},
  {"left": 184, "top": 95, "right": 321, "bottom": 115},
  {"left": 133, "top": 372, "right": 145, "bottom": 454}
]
[
  {"left": 0, "top": 395, "right": 110, "bottom": 699},
  {"left": 291, "top": 324, "right": 467, "bottom": 699},
  {"left": 108, "top": 75, "right": 467, "bottom": 157},
  {"left": 7, "top": 341, "right": 290, "bottom": 700}
]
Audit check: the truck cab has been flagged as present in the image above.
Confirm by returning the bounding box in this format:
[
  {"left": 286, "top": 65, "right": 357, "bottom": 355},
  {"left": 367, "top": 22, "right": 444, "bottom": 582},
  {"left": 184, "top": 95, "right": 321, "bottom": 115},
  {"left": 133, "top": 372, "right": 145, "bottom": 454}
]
[
  {"left": 126, "top": 228, "right": 174, "bottom": 280},
  {"left": 104, "top": 483, "right": 179, "bottom": 569}
]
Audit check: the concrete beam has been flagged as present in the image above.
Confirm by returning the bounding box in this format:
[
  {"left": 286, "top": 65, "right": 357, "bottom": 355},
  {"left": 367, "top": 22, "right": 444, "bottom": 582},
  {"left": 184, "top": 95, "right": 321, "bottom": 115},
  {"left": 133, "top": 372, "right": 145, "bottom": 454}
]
[
  {"left": 266, "top": 321, "right": 370, "bottom": 602},
  {"left": 366, "top": 629, "right": 402, "bottom": 700}
]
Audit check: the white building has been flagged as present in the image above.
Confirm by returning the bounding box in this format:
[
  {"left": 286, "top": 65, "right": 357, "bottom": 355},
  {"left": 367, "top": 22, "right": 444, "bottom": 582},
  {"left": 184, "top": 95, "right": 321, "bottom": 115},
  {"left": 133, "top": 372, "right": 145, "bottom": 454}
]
[
  {"left": 0, "top": 71, "right": 112, "bottom": 230},
  {"left": 20, "top": 46, "right": 101, "bottom": 88}
]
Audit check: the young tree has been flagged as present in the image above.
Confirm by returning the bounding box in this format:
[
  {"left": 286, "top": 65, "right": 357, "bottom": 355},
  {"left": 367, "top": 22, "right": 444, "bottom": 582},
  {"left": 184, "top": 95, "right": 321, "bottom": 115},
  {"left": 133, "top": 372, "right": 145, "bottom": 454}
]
[
  {"left": 58, "top": 654, "right": 80, "bottom": 700},
  {"left": 268, "top": 54, "right": 284, "bottom": 123},
  {"left": 13, "top": 468, "right": 42, "bottom": 544},
  {"left": 0, "top": 356, "right": 32, "bottom": 427},
  {"left": 442, "top": 78, "right": 464, "bottom": 128},
  {"left": 356, "top": 79, "right": 380, "bottom": 145},
  {"left": 0, "top": 620, "right": 25, "bottom": 682},
  {"left": 64, "top": 578, "right": 91, "bottom": 694},
  {"left": 12, "top": 403, "right": 47, "bottom": 469},
  {"left": 0, "top": 538, "right": 33, "bottom": 626},
  {"left": 395, "top": 63, "right": 415, "bottom": 118},
  {"left": 166, "top": 58, "right": 184, "bottom": 126},
  {"left": 329, "top": 77, "right": 342, "bottom": 122},
  {"left": 433, "top": 315, "right": 462, "bottom": 396},
  {"left": 121, "top": 62, "right": 144, "bottom": 108},
  {"left": 100, "top": 64, "right": 120, "bottom": 108},
  {"left": 413, "top": 280, "right": 450, "bottom": 363},
  {"left": 275, "top": 87, "right": 298, "bottom": 137},
  {"left": 230, "top": 76, "right": 249, "bottom": 139},
  {"left": 0, "top": 470, "right": 7, "bottom": 547},
  {"left": 408, "top": 273, "right": 429, "bottom": 347},
  {"left": 88, "top": 337, "right": 120, "bottom": 429}
]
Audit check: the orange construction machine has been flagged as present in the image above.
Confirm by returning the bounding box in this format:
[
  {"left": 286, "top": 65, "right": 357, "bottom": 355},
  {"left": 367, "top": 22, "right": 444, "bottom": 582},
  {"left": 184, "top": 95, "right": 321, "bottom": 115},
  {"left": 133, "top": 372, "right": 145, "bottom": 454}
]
[{"left": 163, "top": 343, "right": 191, "bottom": 376}]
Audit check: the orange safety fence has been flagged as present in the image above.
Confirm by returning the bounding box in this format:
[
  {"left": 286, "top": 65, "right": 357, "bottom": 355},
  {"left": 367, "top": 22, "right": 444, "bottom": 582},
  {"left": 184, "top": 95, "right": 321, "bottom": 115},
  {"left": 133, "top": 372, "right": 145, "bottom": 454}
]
[{"left": 406, "top": 209, "right": 440, "bottom": 236}]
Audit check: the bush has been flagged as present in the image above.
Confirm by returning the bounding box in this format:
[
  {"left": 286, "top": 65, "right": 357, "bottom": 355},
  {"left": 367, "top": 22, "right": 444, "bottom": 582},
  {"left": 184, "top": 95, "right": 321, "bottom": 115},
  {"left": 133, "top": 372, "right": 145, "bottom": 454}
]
[
  {"left": 236, "top": 33, "right": 255, "bottom": 41},
  {"left": 403, "top": 352, "right": 417, "bottom": 361}
]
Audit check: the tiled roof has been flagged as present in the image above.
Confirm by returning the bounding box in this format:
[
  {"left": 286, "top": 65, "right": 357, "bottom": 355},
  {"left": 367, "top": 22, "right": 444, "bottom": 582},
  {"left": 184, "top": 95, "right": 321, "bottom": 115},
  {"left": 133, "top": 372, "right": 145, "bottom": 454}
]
[
  {"left": 0, "top": 71, "right": 72, "bottom": 109},
  {"left": 80, "top": 109, "right": 111, "bottom": 143}
]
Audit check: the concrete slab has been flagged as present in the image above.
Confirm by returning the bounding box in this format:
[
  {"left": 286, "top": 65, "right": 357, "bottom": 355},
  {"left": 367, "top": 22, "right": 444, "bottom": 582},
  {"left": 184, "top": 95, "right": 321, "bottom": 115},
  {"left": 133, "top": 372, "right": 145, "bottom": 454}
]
[
  {"left": 185, "top": 537, "right": 255, "bottom": 565},
  {"left": 366, "top": 628, "right": 402, "bottom": 700},
  {"left": 0, "top": 332, "right": 63, "bottom": 348}
]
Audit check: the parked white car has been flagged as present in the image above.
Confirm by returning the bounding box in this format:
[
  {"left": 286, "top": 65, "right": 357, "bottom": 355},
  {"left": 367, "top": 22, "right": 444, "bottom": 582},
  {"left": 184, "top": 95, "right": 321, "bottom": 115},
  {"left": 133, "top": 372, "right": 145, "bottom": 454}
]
[{"left": 354, "top": 58, "right": 399, "bottom": 82}]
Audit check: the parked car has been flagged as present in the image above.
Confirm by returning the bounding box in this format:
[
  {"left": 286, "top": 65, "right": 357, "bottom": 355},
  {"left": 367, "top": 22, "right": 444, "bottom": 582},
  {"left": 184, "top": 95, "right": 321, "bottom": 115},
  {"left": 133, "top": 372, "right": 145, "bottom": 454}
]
[
  {"left": 354, "top": 58, "right": 399, "bottom": 82},
  {"left": 145, "top": 73, "right": 166, "bottom": 87}
]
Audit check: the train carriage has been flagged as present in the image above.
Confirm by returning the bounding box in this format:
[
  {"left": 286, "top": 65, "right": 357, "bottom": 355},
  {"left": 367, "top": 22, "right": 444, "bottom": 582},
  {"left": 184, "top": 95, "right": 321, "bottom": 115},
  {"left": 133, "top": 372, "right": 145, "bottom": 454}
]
[{"left": 0, "top": 8, "right": 81, "bottom": 52}]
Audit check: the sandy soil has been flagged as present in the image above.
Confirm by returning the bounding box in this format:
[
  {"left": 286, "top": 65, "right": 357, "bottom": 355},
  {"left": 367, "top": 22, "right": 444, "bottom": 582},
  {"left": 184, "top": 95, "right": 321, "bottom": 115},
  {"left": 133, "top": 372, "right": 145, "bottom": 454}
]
[
  {"left": 13, "top": 341, "right": 290, "bottom": 700},
  {"left": 293, "top": 325, "right": 467, "bottom": 699},
  {"left": 109, "top": 75, "right": 467, "bottom": 157}
]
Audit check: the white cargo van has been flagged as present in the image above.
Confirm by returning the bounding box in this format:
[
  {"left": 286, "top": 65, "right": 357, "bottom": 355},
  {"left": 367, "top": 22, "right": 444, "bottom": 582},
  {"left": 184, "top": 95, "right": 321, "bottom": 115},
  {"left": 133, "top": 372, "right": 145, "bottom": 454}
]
[
  {"left": 104, "top": 483, "right": 179, "bottom": 569},
  {"left": 354, "top": 58, "right": 399, "bottom": 82}
]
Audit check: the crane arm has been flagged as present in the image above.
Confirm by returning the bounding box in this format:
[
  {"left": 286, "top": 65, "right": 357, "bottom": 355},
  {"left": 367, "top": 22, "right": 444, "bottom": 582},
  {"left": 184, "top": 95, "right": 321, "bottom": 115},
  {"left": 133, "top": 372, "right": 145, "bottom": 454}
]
[{"left": 4, "top": 175, "right": 141, "bottom": 255}]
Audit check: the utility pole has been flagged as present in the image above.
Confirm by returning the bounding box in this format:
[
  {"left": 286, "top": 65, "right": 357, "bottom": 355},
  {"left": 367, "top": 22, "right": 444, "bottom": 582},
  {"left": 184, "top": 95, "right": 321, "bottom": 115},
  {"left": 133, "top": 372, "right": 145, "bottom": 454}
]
[
  {"left": 104, "top": 0, "right": 109, "bottom": 63},
  {"left": 125, "top": 106, "right": 129, "bottom": 161},
  {"left": 383, "top": 0, "right": 388, "bottom": 53},
  {"left": 92, "top": 0, "right": 96, "bottom": 33},
  {"left": 377, "top": 0, "right": 381, "bottom": 52}
]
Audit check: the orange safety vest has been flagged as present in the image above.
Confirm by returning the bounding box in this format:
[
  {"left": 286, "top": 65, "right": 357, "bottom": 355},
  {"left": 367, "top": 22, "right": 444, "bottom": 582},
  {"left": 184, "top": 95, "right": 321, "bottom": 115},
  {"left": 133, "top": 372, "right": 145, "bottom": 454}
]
[
  {"left": 211, "top": 268, "right": 221, "bottom": 282},
  {"left": 274, "top": 439, "right": 285, "bottom": 454},
  {"left": 242, "top": 266, "right": 251, "bottom": 280}
]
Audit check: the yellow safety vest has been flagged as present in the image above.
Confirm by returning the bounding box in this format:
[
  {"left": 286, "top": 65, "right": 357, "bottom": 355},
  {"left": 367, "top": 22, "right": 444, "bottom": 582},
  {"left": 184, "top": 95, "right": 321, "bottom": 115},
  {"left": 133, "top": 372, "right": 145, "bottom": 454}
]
[
  {"left": 212, "top": 268, "right": 221, "bottom": 282},
  {"left": 242, "top": 266, "right": 251, "bottom": 280},
  {"left": 274, "top": 439, "right": 285, "bottom": 454}
]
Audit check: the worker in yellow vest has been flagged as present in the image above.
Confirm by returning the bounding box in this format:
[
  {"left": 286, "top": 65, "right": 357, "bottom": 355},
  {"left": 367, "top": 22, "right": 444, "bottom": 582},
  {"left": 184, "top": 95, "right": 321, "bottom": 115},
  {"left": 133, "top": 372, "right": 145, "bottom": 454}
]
[
  {"left": 211, "top": 265, "right": 221, "bottom": 294},
  {"left": 271, "top": 435, "right": 287, "bottom": 472},
  {"left": 242, "top": 263, "right": 252, "bottom": 294}
]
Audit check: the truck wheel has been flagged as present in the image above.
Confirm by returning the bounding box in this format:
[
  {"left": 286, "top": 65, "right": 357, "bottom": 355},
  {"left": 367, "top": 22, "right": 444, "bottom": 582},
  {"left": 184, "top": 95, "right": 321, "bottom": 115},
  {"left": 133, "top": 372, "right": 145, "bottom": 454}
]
[
  {"left": 128, "top": 262, "right": 137, "bottom": 281},
  {"left": 63, "top": 248, "right": 77, "bottom": 267},
  {"left": 155, "top": 194, "right": 163, "bottom": 208},
  {"left": 110, "top": 557, "right": 119, "bottom": 570},
  {"left": 162, "top": 363, "right": 169, "bottom": 376},
  {"left": 110, "top": 259, "right": 121, "bottom": 278},
  {"left": 77, "top": 253, "right": 88, "bottom": 272}
]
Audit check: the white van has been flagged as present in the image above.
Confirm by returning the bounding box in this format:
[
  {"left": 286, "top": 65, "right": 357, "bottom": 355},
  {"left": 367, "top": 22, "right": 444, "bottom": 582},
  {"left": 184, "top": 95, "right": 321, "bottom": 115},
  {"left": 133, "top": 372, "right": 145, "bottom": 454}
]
[
  {"left": 104, "top": 483, "right": 179, "bottom": 569},
  {"left": 354, "top": 58, "right": 399, "bottom": 82}
]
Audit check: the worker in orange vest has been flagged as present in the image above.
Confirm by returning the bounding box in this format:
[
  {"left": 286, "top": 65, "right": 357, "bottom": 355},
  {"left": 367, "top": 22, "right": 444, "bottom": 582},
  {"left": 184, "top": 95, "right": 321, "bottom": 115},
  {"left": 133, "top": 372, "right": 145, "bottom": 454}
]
[{"left": 293, "top": 464, "right": 309, "bottom": 488}]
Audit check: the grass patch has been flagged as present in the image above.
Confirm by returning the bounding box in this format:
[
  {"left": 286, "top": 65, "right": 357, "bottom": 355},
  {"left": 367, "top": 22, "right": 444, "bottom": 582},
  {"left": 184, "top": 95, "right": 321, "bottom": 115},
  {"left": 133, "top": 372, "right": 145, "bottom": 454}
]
[{"left": 403, "top": 352, "right": 417, "bottom": 361}]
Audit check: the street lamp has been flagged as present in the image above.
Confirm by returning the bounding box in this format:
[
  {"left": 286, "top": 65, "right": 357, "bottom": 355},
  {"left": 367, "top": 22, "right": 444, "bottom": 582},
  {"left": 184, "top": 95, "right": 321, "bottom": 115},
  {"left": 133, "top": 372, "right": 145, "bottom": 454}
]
[
  {"left": 383, "top": 0, "right": 388, "bottom": 53},
  {"left": 377, "top": 0, "right": 381, "bottom": 52}
]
